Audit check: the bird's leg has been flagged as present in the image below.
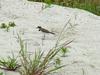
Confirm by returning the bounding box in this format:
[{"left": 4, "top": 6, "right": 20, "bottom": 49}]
[
  {"left": 41, "top": 33, "right": 45, "bottom": 45},
  {"left": 43, "top": 34, "right": 45, "bottom": 40},
  {"left": 42, "top": 33, "right": 45, "bottom": 40}
]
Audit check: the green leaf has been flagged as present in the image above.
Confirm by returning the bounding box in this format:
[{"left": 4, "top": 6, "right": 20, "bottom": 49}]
[{"left": 45, "top": 65, "right": 66, "bottom": 74}]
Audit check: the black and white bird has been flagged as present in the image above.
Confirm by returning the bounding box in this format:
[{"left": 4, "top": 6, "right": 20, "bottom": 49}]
[{"left": 37, "top": 26, "right": 55, "bottom": 35}]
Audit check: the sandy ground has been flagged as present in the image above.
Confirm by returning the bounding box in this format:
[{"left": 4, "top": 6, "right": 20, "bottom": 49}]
[{"left": 0, "top": 0, "right": 100, "bottom": 75}]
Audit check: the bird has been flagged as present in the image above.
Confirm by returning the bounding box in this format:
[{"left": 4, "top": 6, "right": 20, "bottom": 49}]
[{"left": 37, "top": 26, "right": 55, "bottom": 35}]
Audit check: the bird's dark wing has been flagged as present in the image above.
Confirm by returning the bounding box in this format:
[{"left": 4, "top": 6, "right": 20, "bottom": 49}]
[{"left": 41, "top": 28, "right": 50, "bottom": 33}]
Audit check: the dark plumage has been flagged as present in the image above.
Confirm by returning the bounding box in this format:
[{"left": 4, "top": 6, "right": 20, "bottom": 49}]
[{"left": 37, "top": 26, "right": 55, "bottom": 34}]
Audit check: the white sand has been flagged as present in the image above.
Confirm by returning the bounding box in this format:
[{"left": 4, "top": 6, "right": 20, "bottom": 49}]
[{"left": 0, "top": 0, "right": 100, "bottom": 75}]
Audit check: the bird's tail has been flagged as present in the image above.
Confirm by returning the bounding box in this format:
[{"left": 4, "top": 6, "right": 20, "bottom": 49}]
[{"left": 50, "top": 32, "right": 55, "bottom": 35}]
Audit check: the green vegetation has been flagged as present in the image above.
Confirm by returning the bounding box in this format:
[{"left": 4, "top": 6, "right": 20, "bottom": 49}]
[
  {"left": 9, "top": 22, "right": 16, "bottom": 27},
  {"left": 0, "top": 22, "right": 16, "bottom": 32},
  {"left": 0, "top": 23, "right": 7, "bottom": 29},
  {"left": 54, "top": 57, "right": 61, "bottom": 67},
  {"left": 18, "top": 34, "right": 69, "bottom": 75},
  {"left": 60, "top": 47, "right": 69, "bottom": 57},
  {"left": 0, "top": 72, "right": 3, "bottom": 75},
  {"left": 0, "top": 19, "right": 74, "bottom": 75},
  {"left": 28, "top": 0, "right": 100, "bottom": 15},
  {"left": 0, "top": 55, "right": 20, "bottom": 71},
  {"left": 17, "top": 19, "right": 73, "bottom": 75}
]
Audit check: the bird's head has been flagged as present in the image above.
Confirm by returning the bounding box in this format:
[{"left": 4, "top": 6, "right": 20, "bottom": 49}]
[{"left": 37, "top": 26, "right": 42, "bottom": 29}]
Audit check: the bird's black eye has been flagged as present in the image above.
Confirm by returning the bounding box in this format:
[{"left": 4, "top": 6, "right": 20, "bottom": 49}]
[{"left": 38, "top": 26, "right": 41, "bottom": 28}]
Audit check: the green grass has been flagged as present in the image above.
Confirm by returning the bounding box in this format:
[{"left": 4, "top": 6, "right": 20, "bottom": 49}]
[
  {"left": 0, "top": 55, "right": 20, "bottom": 71},
  {"left": 54, "top": 57, "right": 61, "bottom": 67},
  {"left": 60, "top": 47, "right": 69, "bottom": 57},
  {"left": 0, "top": 23, "right": 7, "bottom": 29},
  {"left": 9, "top": 22, "right": 16, "bottom": 27},
  {"left": 0, "top": 72, "right": 3, "bottom": 75},
  {"left": 17, "top": 19, "right": 73, "bottom": 75},
  {"left": 18, "top": 34, "right": 67, "bottom": 75},
  {"left": 0, "top": 18, "right": 74, "bottom": 74},
  {"left": 27, "top": 0, "right": 100, "bottom": 15},
  {"left": 0, "top": 22, "right": 16, "bottom": 32}
]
